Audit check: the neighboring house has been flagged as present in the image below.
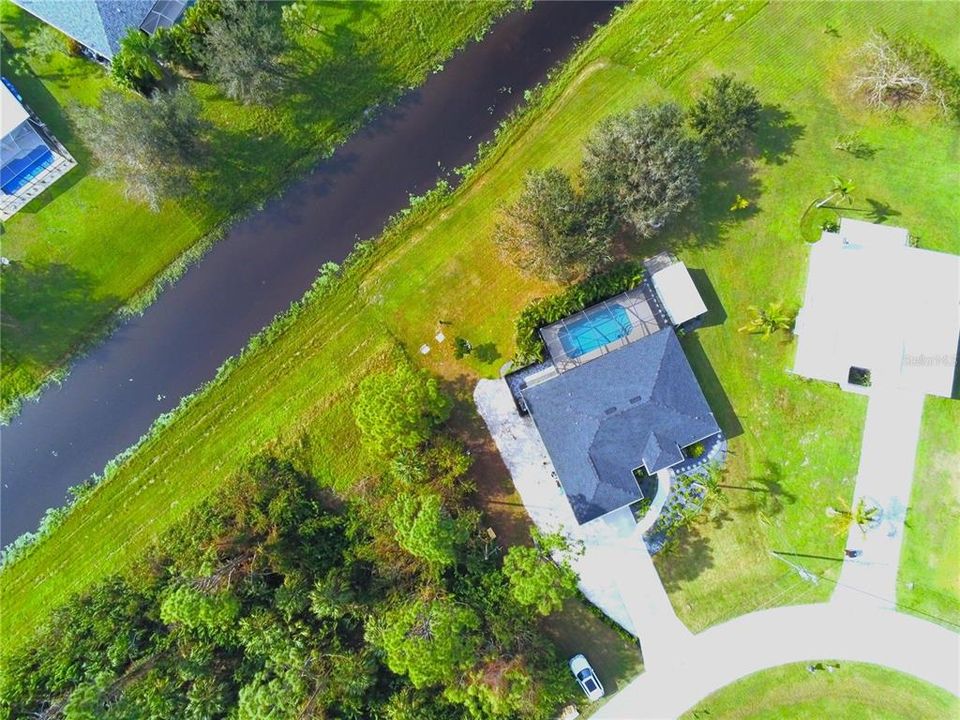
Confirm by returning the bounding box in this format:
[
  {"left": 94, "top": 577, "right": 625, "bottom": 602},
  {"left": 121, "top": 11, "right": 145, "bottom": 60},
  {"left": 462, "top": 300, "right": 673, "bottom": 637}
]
[
  {"left": 0, "top": 77, "right": 76, "bottom": 221},
  {"left": 11, "top": 0, "right": 189, "bottom": 61},
  {"left": 507, "top": 261, "right": 721, "bottom": 525},
  {"left": 793, "top": 218, "right": 960, "bottom": 397}
]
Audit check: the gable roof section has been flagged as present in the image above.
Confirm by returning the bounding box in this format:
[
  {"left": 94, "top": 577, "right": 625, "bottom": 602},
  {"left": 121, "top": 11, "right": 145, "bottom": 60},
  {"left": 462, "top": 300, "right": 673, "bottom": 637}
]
[
  {"left": 522, "top": 328, "right": 720, "bottom": 524},
  {"left": 13, "top": 0, "right": 156, "bottom": 58}
]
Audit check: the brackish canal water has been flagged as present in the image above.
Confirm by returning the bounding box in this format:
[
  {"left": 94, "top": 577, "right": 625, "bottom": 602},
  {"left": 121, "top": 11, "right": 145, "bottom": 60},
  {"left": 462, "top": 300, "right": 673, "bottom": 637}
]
[{"left": 0, "top": 2, "right": 617, "bottom": 545}]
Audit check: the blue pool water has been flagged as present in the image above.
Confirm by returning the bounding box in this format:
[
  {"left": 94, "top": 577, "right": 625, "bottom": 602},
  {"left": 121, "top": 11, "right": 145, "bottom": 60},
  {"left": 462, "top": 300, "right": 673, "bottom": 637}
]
[{"left": 557, "top": 304, "right": 632, "bottom": 358}]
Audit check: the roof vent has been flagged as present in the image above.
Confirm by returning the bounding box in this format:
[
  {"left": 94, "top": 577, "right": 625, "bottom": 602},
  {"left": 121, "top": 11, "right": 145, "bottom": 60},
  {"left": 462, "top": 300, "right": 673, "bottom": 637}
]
[
  {"left": 629, "top": 395, "right": 643, "bottom": 404},
  {"left": 604, "top": 406, "right": 618, "bottom": 415}
]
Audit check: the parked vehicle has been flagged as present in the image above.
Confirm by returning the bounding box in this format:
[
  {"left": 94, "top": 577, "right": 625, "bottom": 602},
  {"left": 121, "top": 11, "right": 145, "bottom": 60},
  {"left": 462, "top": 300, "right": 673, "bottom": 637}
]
[{"left": 569, "top": 653, "right": 605, "bottom": 701}]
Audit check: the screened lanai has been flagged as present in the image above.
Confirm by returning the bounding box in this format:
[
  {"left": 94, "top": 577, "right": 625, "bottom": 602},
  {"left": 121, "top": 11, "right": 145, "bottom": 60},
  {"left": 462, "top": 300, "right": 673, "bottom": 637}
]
[{"left": 540, "top": 284, "right": 668, "bottom": 372}]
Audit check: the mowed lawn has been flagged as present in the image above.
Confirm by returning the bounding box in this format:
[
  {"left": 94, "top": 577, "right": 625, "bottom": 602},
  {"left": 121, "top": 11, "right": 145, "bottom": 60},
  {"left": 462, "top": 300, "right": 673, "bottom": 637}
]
[
  {"left": 679, "top": 661, "right": 959, "bottom": 720},
  {"left": 3, "top": 0, "right": 959, "bottom": 658},
  {"left": 0, "top": 1, "right": 507, "bottom": 415},
  {"left": 898, "top": 397, "right": 960, "bottom": 628}
]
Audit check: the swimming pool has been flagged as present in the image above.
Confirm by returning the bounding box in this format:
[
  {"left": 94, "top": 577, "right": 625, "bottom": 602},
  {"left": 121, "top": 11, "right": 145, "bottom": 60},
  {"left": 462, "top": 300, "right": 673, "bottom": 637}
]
[{"left": 557, "top": 303, "right": 632, "bottom": 358}]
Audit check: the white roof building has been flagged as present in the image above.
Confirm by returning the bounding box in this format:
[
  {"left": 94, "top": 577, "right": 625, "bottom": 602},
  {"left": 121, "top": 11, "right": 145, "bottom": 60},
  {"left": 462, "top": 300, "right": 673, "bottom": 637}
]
[
  {"left": 650, "top": 260, "right": 708, "bottom": 326},
  {"left": 793, "top": 218, "right": 960, "bottom": 398}
]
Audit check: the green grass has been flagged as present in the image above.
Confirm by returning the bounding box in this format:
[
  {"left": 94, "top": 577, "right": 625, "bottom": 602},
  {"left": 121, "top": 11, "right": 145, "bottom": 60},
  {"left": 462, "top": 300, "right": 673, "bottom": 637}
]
[
  {"left": 897, "top": 397, "right": 960, "bottom": 628},
  {"left": 680, "top": 661, "right": 959, "bottom": 720},
  {"left": 0, "top": 0, "right": 508, "bottom": 415},
  {"left": 3, "top": 0, "right": 959, "bottom": 659}
]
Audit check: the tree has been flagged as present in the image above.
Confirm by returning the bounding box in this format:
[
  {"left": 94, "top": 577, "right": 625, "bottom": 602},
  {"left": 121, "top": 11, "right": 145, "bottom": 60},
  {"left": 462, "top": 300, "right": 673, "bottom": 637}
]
[
  {"left": 160, "top": 586, "right": 241, "bottom": 641},
  {"left": 494, "top": 167, "right": 610, "bottom": 281},
  {"left": 72, "top": 87, "right": 208, "bottom": 210},
  {"left": 582, "top": 103, "right": 702, "bottom": 236},
  {"left": 111, "top": 29, "right": 163, "bottom": 93},
  {"left": 689, "top": 74, "right": 762, "bottom": 154},
  {"left": 502, "top": 531, "right": 578, "bottom": 616},
  {"left": 826, "top": 496, "right": 880, "bottom": 537},
  {"left": 202, "top": 0, "right": 291, "bottom": 104},
  {"left": 353, "top": 365, "right": 451, "bottom": 458},
  {"left": 374, "top": 596, "right": 482, "bottom": 688},
  {"left": 390, "top": 492, "right": 468, "bottom": 568},
  {"left": 737, "top": 301, "right": 795, "bottom": 338}
]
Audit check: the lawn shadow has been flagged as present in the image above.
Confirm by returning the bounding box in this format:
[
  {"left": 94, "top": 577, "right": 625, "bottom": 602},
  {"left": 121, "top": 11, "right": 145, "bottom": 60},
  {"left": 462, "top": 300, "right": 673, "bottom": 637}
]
[
  {"left": 723, "top": 460, "right": 797, "bottom": 517},
  {"left": 0, "top": 260, "right": 119, "bottom": 370},
  {"left": 472, "top": 342, "right": 500, "bottom": 364},
  {"left": 679, "top": 332, "right": 744, "bottom": 440},
  {"left": 861, "top": 198, "right": 901, "bottom": 224},
  {"left": 686, "top": 268, "right": 726, "bottom": 328}
]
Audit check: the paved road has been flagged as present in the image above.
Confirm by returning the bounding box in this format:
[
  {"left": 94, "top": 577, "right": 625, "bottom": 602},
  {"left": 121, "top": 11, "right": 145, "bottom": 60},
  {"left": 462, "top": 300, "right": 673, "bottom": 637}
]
[{"left": 597, "top": 603, "right": 960, "bottom": 719}]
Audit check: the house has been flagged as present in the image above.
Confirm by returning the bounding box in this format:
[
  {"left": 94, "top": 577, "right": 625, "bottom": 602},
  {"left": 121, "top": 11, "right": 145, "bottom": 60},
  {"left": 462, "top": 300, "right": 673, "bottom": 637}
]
[
  {"left": 0, "top": 77, "right": 76, "bottom": 221},
  {"left": 793, "top": 218, "right": 960, "bottom": 397},
  {"left": 509, "top": 269, "right": 720, "bottom": 525},
  {"left": 11, "top": 0, "right": 190, "bottom": 61}
]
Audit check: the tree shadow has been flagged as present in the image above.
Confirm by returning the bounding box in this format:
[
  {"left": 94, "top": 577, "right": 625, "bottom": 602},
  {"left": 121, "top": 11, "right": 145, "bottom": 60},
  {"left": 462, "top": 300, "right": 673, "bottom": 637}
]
[
  {"left": 656, "top": 522, "right": 714, "bottom": 593},
  {"left": 0, "top": 261, "right": 119, "bottom": 370},
  {"left": 679, "top": 332, "right": 744, "bottom": 440},
  {"left": 861, "top": 198, "right": 900, "bottom": 224},
  {"left": 724, "top": 460, "right": 798, "bottom": 517},
  {"left": 473, "top": 342, "right": 500, "bottom": 364},
  {"left": 753, "top": 104, "right": 805, "bottom": 166}
]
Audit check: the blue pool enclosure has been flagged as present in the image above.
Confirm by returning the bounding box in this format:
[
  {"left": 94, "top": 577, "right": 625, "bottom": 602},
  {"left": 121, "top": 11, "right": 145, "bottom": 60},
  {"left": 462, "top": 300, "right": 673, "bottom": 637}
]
[
  {"left": 558, "top": 303, "right": 633, "bottom": 358},
  {"left": 0, "top": 76, "right": 76, "bottom": 220}
]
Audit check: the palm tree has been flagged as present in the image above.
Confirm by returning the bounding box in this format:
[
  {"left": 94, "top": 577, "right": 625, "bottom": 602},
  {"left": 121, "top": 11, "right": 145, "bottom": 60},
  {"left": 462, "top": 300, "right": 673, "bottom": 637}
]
[
  {"left": 112, "top": 30, "right": 163, "bottom": 92},
  {"left": 826, "top": 496, "right": 879, "bottom": 537},
  {"left": 738, "top": 301, "right": 795, "bottom": 338},
  {"left": 816, "top": 176, "right": 855, "bottom": 208}
]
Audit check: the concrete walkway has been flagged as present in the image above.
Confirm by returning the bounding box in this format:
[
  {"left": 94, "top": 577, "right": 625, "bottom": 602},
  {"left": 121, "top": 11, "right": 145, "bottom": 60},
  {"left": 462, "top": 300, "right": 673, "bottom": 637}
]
[
  {"left": 833, "top": 388, "right": 926, "bottom": 608},
  {"left": 597, "top": 603, "right": 960, "bottom": 719}
]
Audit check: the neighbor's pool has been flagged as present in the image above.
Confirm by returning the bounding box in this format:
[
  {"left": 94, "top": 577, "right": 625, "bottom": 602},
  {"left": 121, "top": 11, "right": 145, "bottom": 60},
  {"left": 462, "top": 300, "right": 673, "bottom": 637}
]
[{"left": 558, "top": 304, "right": 632, "bottom": 358}]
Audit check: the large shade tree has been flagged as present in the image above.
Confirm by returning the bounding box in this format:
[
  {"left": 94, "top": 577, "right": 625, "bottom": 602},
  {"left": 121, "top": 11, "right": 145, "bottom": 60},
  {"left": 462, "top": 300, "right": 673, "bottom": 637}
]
[
  {"left": 494, "top": 167, "right": 610, "bottom": 281},
  {"left": 502, "top": 530, "right": 578, "bottom": 616},
  {"left": 582, "top": 102, "right": 702, "bottom": 236},
  {"left": 72, "top": 86, "right": 208, "bottom": 210},
  {"left": 202, "top": 0, "right": 291, "bottom": 104},
  {"left": 689, "top": 73, "right": 763, "bottom": 154},
  {"left": 390, "top": 492, "right": 467, "bottom": 569}
]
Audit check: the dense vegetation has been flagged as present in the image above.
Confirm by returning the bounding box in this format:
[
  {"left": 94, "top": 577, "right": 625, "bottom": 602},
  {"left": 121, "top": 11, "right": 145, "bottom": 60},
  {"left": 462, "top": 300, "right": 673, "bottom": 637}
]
[
  {"left": 3, "top": 0, "right": 957, "bottom": 677},
  {"left": 1, "top": 373, "right": 579, "bottom": 719},
  {"left": 0, "top": 0, "right": 510, "bottom": 416}
]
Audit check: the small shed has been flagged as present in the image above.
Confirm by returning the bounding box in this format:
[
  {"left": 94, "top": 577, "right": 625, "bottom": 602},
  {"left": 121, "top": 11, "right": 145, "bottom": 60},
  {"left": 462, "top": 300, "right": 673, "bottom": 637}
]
[{"left": 650, "top": 260, "right": 707, "bottom": 326}]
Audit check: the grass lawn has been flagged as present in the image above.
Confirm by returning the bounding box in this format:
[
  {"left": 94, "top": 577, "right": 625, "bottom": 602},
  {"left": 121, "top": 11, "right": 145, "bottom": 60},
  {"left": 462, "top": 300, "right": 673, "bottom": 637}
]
[
  {"left": 0, "top": 1, "right": 508, "bottom": 416},
  {"left": 680, "top": 661, "right": 959, "bottom": 720},
  {"left": 897, "top": 397, "right": 960, "bottom": 628},
  {"left": 3, "top": 0, "right": 959, "bottom": 660}
]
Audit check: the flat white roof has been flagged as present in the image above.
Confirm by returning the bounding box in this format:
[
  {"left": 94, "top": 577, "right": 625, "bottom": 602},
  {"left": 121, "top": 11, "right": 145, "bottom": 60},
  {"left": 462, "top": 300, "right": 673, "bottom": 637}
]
[
  {"left": 651, "top": 261, "right": 707, "bottom": 326},
  {"left": 1, "top": 83, "right": 29, "bottom": 138},
  {"left": 793, "top": 219, "right": 960, "bottom": 397}
]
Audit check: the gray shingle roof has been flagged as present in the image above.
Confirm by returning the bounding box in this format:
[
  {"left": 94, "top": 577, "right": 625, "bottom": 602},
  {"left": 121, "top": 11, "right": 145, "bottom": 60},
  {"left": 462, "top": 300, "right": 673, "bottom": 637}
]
[
  {"left": 521, "top": 327, "right": 720, "bottom": 524},
  {"left": 14, "top": 0, "right": 157, "bottom": 58}
]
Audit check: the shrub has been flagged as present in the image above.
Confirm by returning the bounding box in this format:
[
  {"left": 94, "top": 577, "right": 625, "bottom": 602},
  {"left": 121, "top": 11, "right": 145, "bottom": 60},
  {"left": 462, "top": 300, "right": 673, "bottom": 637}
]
[
  {"left": 833, "top": 131, "right": 876, "bottom": 158},
  {"left": 689, "top": 74, "right": 763, "bottom": 154},
  {"left": 111, "top": 29, "right": 163, "bottom": 93},
  {"left": 820, "top": 218, "right": 840, "bottom": 233},
  {"left": 513, "top": 261, "right": 645, "bottom": 365},
  {"left": 453, "top": 337, "right": 473, "bottom": 359},
  {"left": 685, "top": 442, "right": 705, "bottom": 459}
]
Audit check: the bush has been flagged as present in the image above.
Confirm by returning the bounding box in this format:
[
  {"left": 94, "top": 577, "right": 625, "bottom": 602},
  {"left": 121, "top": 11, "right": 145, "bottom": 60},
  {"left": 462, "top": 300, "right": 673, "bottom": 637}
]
[
  {"left": 513, "top": 261, "right": 645, "bottom": 365},
  {"left": 689, "top": 74, "right": 763, "bottom": 154},
  {"left": 111, "top": 29, "right": 163, "bottom": 93},
  {"left": 833, "top": 131, "right": 876, "bottom": 158},
  {"left": 685, "top": 442, "right": 705, "bottom": 459},
  {"left": 453, "top": 337, "right": 473, "bottom": 359}
]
